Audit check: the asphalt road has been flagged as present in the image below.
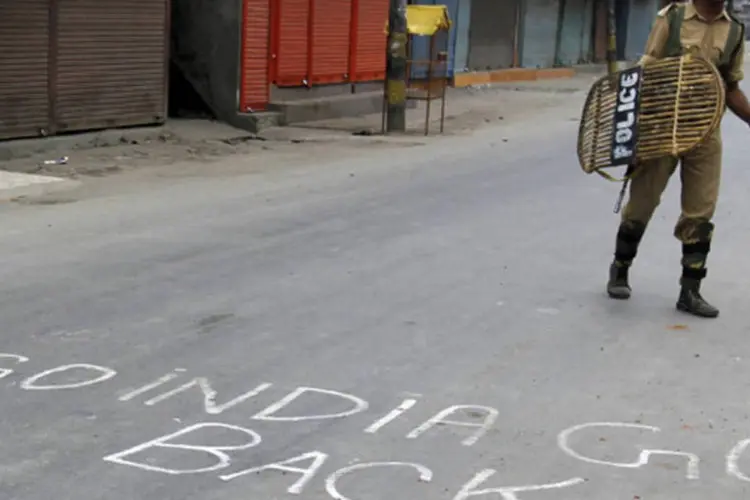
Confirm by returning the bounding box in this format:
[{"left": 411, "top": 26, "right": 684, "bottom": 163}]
[{"left": 2, "top": 88, "right": 750, "bottom": 500}]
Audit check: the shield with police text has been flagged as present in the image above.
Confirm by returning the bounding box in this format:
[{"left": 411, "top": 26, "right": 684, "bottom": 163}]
[{"left": 577, "top": 55, "right": 725, "bottom": 178}]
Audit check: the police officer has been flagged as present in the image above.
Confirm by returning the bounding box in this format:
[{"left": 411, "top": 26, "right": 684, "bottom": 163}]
[{"left": 606, "top": 0, "right": 750, "bottom": 317}]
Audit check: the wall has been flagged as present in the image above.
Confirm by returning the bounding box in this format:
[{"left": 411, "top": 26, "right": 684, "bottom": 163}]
[
  {"left": 521, "top": 0, "right": 561, "bottom": 68},
  {"left": 467, "top": 0, "right": 518, "bottom": 70},
  {"left": 453, "top": 0, "right": 471, "bottom": 72},
  {"left": 556, "top": 0, "right": 595, "bottom": 65},
  {"left": 593, "top": 0, "right": 607, "bottom": 62},
  {"left": 171, "top": 0, "right": 243, "bottom": 122},
  {"left": 408, "top": 0, "right": 470, "bottom": 78},
  {"left": 625, "top": 0, "right": 658, "bottom": 61},
  {"left": 579, "top": 0, "right": 594, "bottom": 62},
  {"left": 614, "top": 0, "right": 629, "bottom": 59}
]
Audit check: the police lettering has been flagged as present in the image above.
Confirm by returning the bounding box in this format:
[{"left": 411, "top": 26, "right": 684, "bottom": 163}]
[{"left": 610, "top": 68, "right": 642, "bottom": 164}]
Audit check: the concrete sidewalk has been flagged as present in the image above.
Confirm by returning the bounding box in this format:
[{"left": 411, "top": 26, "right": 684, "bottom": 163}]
[
  {"left": 276, "top": 71, "right": 603, "bottom": 137},
  {"left": 0, "top": 170, "right": 78, "bottom": 202},
  {"left": 0, "top": 69, "right": 604, "bottom": 201}
]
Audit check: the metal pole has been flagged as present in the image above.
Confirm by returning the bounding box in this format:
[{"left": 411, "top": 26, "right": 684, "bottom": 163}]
[
  {"left": 606, "top": 0, "right": 618, "bottom": 76},
  {"left": 386, "top": 0, "right": 407, "bottom": 132}
]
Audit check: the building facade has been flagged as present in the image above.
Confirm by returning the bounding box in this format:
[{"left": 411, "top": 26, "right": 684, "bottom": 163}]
[
  {"left": 240, "top": 0, "right": 391, "bottom": 113},
  {"left": 0, "top": 0, "right": 169, "bottom": 141},
  {"left": 0, "top": 0, "right": 670, "bottom": 141}
]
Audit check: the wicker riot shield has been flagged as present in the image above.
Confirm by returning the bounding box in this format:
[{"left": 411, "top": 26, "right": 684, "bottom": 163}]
[{"left": 577, "top": 55, "right": 725, "bottom": 180}]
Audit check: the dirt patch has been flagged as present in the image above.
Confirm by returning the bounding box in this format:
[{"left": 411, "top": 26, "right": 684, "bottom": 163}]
[
  {"left": 0, "top": 81, "right": 593, "bottom": 184},
  {"left": 11, "top": 196, "right": 78, "bottom": 206}
]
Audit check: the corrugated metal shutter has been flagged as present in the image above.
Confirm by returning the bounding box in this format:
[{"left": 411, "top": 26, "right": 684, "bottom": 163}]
[
  {"left": 453, "top": 0, "right": 471, "bottom": 73},
  {"left": 352, "top": 0, "right": 388, "bottom": 81},
  {"left": 520, "top": 0, "right": 560, "bottom": 68},
  {"left": 625, "top": 0, "right": 657, "bottom": 61},
  {"left": 241, "top": 0, "right": 270, "bottom": 111},
  {"left": 467, "top": 0, "right": 518, "bottom": 70},
  {"left": 557, "top": 0, "right": 592, "bottom": 65},
  {"left": 55, "top": 0, "right": 168, "bottom": 133},
  {"left": 0, "top": 1, "right": 49, "bottom": 140},
  {"left": 311, "top": 0, "right": 352, "bottom": 83},
  {"left": 275, "top": 0, "right": 309, "bottom": 86}
]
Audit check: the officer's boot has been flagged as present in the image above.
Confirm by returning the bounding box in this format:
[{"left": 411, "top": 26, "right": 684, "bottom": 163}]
[
  {"left": 607, "top": 220, "right": 647, "bottom": 299},
  {"left": 676, "top": 222, "right": 719, "bottom": 318}
]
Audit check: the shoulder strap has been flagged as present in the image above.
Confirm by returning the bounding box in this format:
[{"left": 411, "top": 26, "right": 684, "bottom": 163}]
[
  {"left": 717, "top": 14, "right": 744, "bottom": 83},
  {"left": 664, "top": 3, "right": 685, "bottom": 58},
  {"left": 722, "top": 15, "right": 744, "bottom": 67}
]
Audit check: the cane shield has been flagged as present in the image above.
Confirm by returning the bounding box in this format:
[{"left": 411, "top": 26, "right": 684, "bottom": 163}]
[{"left": 577, "top": 55, "right": 725, "bottom": 178}]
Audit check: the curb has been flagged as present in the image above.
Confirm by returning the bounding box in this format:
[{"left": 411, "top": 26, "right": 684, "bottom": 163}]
[
  {"left": 0, "top": 172, "right": 81, "bottom": 202},
  {"left": 453, "top": 67, "right": 576, "bottom": 88}
]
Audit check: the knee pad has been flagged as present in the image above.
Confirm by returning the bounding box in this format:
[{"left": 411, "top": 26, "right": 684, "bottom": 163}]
[{"left": 694, "top": 221, "right": 714, "bottom": 242}]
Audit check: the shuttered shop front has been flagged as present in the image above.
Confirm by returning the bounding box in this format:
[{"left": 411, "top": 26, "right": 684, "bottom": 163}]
[
  {"left": 311, "top": 0, "right": 351, "bottom": 83},
  {"left": 351, "top": 0, "right": 388, "bottom": 81},
  {"left": 273, "top": 0, "right": 309, "bottom": 86},
  {"left": 55, "top": 0, "right": 168, "bottom": 133},
  {"left": 625, "top": 0, "right": 658, "bottom": 61},
  {"left": 241, "top": 0, "right": 270, "bottom": 111},
  {"left": 271, "top": 0, "right": 387, "bottom": 87},
  {"left": 0, "top": 1, "right": 49, "bottom": 140},
  {"left": 520, "top": 0, "right": 560, "bottom": 68},
  {"left": 467, "top": 0, "right": 518, "bottom": 70},
  {"left": 0, "top": 0, "right": 168, "bottom": 141},
  {"left": 556, "top": 0, "right": 594, "bottom": 66}
]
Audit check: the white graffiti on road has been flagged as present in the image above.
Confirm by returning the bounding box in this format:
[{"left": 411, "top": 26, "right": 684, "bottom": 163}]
[
  {"left": 4, "top": 350, "right": 750, "bottom": 498},
  {"left": 558, "top": 422, "right": 701, "bottom": 480}
]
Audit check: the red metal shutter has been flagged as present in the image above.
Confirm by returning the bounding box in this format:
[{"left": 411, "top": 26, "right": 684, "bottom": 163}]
[
  {"left": 310, "top": 0, "right": 352, "bottom": 84},
  {"left": 241, "top": 0, "right": 270, "bottom": 111},
  {"left": 274, "top": 0, "right": 309, "bottom": 86},
  {"left": 352, "top": 0, "right": 388, "bottom": 82},
  {"left": 0, "top": 0, "right": 50, "bottom": 140},
  {"left": 55, "top": 0, "right": 168, "bottom": 133}
]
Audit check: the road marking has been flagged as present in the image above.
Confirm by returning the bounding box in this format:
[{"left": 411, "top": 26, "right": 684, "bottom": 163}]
[
  {"left": 558, "top": 422, "right": 700, "bottom": 480},
  {"left": 0, "top": 353, "right": 29, "bottom": 379},
  {"left": 118, "top": 372, "right": 182, "bottom": 402},
  {"left": 326, "top": 462, "right": 433, "bottom": 500},
  {"left": 7, "top": 348, "right": 750, "bottom": 494},
  {"left": 407, "top": 405, "right": 499, "bottom": 447},
  {"left": 20, "top": 363, "right": 116, "bottom": 391},
  {"left": 221, "top": 451, "right": 328, "bottom": 492},
  {"left": 143, "top": 379, "right": 273, "bottom": 415},
  {"left": 253, "top": 386, "right": 369, "bottom": 422},
  {"left": 454, "top": 469, "right": 584, "bottom": 500},
  {"left": 364, "top": 398, "right": 417, "bottom": 434},
  {"left": 103, "top": 422, "right": 262, "bottom": 475}
]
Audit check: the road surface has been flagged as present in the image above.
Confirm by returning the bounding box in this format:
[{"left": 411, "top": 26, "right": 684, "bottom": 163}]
[{"left": 2, "top": 86, "right": 750, "bottom": 500}]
